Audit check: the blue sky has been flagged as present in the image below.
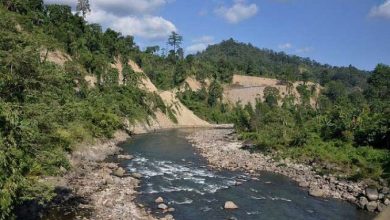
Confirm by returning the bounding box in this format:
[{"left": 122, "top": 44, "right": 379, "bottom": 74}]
[{"left": 45, "top": 0, "right": 390, "bottom": 70}]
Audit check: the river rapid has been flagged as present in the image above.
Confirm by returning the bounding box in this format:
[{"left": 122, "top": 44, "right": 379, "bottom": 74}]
[{"left": 119, "top": 129, "right": 374, "bottom": 220}]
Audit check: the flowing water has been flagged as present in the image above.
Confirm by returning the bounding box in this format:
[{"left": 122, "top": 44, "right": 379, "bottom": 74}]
[{"left": 119, "top": 129, "right": 375, "bottom": 220}]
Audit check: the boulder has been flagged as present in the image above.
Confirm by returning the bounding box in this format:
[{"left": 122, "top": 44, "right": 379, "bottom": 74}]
[
  {"left": 155, "top": 197, "right": 164, "bottom": 203},
  {"left": 132, "top": 173, "right": 142, "bottom": 179},
  {"left": 167, "top": 207, "right": 175, "bottom": 212},
  {"left": 235, "top": 181, "right": 243, "bottom": 186},
  {"left": 359, "top": 197, "right": 369, "bottom": 209},
  {"left": 113, "top": 167, "right": 125, "bottom": 177},
  {"left": 366, "top": 201, "right": 378, "bottom": 212},
  {"left": 299, "top": 181, "right": 309, "bottom": 188},
  {"left": 224, "top": 201, "right": 238, "bottom": 209},
  {"left": 161, "top": 214, "right": 174, "bottom": 220},
  {"left": 117, "top": 155, "right": 134, "bottom": 160},
  {"left": 384, "top": 198, "right": 390, "bottom": 206},
  {"left": 381, "top": 187, "right": 389, "bottom": 194},
  {"left": 329, "top": 176, "right": 337, "bottom": 183},
  {"left": 106, "top": 163, "right": 118, "bottom": 169},
  {"left": 309, "top": 188, "right": 325, "bottom": 197},
  {"left": 102, "top": 199, "right": 113, "bottom": 208},
  {"left": 378, "top": 203, "right": 387, "bottom": 212},
  {"left": 342, "top": 193, "right": 356, "bottom": 202},
  {"left": 366, "top": 188, "right": 379, "bottom": 201},
  {"left": 103, "top": 176, "right": 114, "bottom": 185},
  {"left": 158, "top": 203, "right": 168, "bottom": 210}
]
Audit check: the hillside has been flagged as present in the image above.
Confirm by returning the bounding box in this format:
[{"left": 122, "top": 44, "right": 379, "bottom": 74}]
[
  {"left": 195, "top": 39, "right": 369, "bottom": 89},
  {"left": 0, "top": 2, "right": 209, "bottom": 219},
  {"left": 223, "top": 75, "right": 321, "bottom": 107},
  {"left": 0, "top": 1, "right": 389, "bottom": 219}
]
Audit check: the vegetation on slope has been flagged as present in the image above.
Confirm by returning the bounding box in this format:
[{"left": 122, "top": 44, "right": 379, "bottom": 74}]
[
  {"left": 0, "top": 1, "right": 165, "bottom": 218},
  {"left": 232, "top": 64, "right": 389, "bottom": 181},
  {"left": 196, "top": 39, "right": 369, "bottom": 88},
  {"left": 0, "top": 1, "right": 388, "bottom": 219}
]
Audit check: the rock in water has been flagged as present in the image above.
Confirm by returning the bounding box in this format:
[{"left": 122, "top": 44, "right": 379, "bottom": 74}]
[
  {"left": 132, "top": 173, "right": 142, "bottom": 179},
  {"left": 117, "top": 154, "right": 134, "bottom": 160},
  {"left": 366, "top": 201, "right": 378, "bottom": 212},
  {"left": 224, "top": 201, "right": 238, "bottom": 209},
  {"left": 309, "top": 188, "right": 324, "bottom": 197},
  {"left": 299, "top": 181, "right": 309, "bottom": 188},
  {"left": 161, "top": 214, "right": 174, "bottom": 220},
  {"left": 155, "top": 197, "right": 164, "bottom": 203},
  {"left": 113, "top": 167, "right": 125, "bottom": 177},
  {"left": 359, "top": 197, "right": 369, "bottom": 209},
  {"left": 158, "top": 203, "right": 168, "bottom": 210},
  {"left": 381, "top": 187, "right": 389, "bottom": 194},
  {"left": 365, "top": 188, "right": 379, "bottom": 201},
  {"left": 377, "top": 202, "right": 387, "bottom": 212}
]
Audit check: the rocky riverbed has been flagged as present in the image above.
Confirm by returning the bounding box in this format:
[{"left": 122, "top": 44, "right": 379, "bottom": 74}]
[
  {"left": 40, "top": 131, "right": 156, "bottom": 220},
  {"left": 186, "top": 129, "right": 390, "bottom": 213}
]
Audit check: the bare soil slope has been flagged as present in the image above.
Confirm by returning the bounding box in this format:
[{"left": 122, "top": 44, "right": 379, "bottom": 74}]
[
  {"left": 126, "top": 61, "right": 210, "bottom": 134},
  {"left": 224, "top": 74, "right": 320, "bottom": 106}
]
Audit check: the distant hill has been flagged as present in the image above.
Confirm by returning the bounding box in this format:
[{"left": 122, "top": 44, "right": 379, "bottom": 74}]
[{"left": 195, "top": 39, "right": 369, "bottom": 89}]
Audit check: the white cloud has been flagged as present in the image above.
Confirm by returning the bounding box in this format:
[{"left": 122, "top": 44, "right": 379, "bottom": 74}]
[
  {"left": 295, "top": 47, "right": 313, "bottom": 54},
  {"left": 278, "top": 43, "right": 292, "bottom": 50},
  {"left": 186, "top": 36, "right": 215, "bottom": 54},
  {"left": 112, "top": 16, "right": 177, "bottom": 39},
  {"left": 44, "top": 0, "right": 177, "bottom": 40},
  {"left": 369, "top": 0, "right": 390, "bottom": 19},
  {"left": 85, "top": 9, "right": 176, "bottom": 40},
  {"left": 215, "top": 0, "right": 258, "bottom": 24}
]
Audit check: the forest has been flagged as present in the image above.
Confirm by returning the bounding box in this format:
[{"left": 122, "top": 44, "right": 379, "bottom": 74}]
[{"left": 0, "top": 0, "right": 389, "bottom": 219}]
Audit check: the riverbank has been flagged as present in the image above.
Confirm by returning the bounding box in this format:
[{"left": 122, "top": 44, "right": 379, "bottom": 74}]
[
  {"left": 40, "top": 131, "right": 156, "bottom": 220},
  {"left": 186, "top": 129, "right": 390, "bottom": 213},
  {"left": 36, "top": 125, "right": 232, "bottom": 220}
]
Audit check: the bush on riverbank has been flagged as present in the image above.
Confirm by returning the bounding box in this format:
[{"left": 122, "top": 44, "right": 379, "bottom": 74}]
[
  {"left": 234, "top": 64, "right": 390, "bottom": 181},
  {"left": 0, "top": 3, "right": 165, "bottom": 219}
]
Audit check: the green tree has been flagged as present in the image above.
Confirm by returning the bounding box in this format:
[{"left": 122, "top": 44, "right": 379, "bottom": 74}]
[
  {"left": 174, "top": 62, "right": 186, "bottom": 85},
  {"left": 167, "top": 31, "right": 183, "bottom": 55},
  {"left": 208, "top": 80, "right": 223, "bottom": 107},
  {"left": 145, "top": 45, "right": 160, "bottom": 54},
  {"left": 177, "top": 47, "right": 184, "bottom": 60},
  {"left": 263, "top": 87, "right": 280, "bottom": 107}
]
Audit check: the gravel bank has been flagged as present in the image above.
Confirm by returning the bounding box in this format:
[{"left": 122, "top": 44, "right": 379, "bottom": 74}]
[
  {"left": 186, "top": 129, "right": 389, "bottom": 213},
  {"left": 43, "top": 131, "right": 156, "bottom": 220}
]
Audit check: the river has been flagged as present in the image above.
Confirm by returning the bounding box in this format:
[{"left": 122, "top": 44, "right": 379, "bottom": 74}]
[{"left": 119, "top": 129, "right": 374, "bottom": 220}]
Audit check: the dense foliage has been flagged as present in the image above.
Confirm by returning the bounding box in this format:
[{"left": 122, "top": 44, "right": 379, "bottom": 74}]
[
  {"left": 232, "top": 65, "right": 389, "bottom": 181},
  {"left": 0, "top": 1, "right": 388, "bottom": 219},
  {"left": 0, "top": 1, "right": 165, "bottom": 219},
  {"left": 196, "top": 39, "right": 369, "bottom": 88}
]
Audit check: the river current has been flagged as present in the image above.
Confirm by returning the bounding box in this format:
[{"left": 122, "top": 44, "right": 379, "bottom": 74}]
[{"left": 119, "top": 129, "right": 374, "bottom": 220}]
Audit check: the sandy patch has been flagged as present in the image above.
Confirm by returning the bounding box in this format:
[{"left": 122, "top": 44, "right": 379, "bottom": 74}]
[
  {"left": 224, "top": 75, "right": 320, "bottom": 107},
  {"left": 40, "top": 49, "right": 71, "bottom": 66},
  {"left": 84, "top": 75, "right": 97, "bottom": 88}
]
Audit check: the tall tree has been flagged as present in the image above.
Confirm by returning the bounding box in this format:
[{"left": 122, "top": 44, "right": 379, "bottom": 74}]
[
  {"left": 208, "top": 80, "right": 223, "bottom": 107},
  {"left": 177, "top": 47, "right": 184, "bottom": 60},
  {"left": 76, "top": 0, "right": 91, "bottom": 18},
  {"left": 167, "top": 31, "right": 183, "bottom": 54}
]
